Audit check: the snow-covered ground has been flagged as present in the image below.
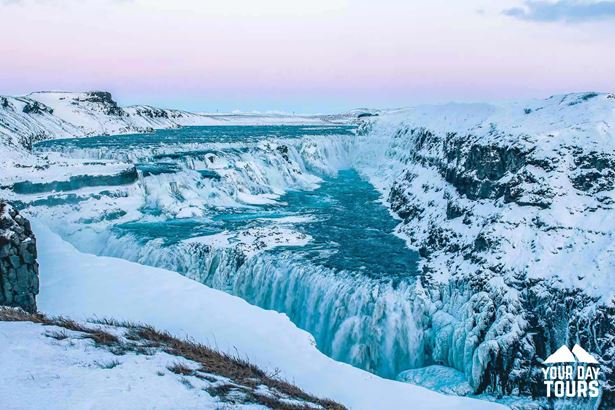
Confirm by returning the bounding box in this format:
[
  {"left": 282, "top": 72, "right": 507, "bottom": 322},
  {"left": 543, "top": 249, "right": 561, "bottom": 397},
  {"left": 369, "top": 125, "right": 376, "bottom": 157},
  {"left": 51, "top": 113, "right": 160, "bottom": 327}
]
[
  {"left": 185, "top": 225, "right": 311, "bottom": 258},
  {"left": 0, "top": 320, "right": 266, "bottom": 410},
  {"left": 24, "top": 223, "right": 504, "bottom": 410}
]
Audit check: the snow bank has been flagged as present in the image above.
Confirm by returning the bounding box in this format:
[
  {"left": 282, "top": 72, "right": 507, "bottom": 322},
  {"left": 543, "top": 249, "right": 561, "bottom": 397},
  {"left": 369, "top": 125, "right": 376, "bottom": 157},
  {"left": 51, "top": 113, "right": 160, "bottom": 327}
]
[
  {"left": 34, "top": 222, "right": 504, "bottom": 410},
  {"left": 0, "top": 321, "right": 233, "bottom": 410}
]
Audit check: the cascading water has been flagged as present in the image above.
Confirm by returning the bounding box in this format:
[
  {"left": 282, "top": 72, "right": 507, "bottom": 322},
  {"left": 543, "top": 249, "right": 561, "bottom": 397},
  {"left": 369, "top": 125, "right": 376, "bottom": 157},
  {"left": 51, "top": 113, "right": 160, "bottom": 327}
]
[
  {"left": 57, "top": 167, "right": 429, "bottom": 379},
  {"left": 222, "top": 253, "right": 429, "bottom": 378},
  {"left": 21, "top": 124, "right": 543, "bottom": 406},
  {"left": 26, "top": 125, "right": 434, "bottom": 381}
]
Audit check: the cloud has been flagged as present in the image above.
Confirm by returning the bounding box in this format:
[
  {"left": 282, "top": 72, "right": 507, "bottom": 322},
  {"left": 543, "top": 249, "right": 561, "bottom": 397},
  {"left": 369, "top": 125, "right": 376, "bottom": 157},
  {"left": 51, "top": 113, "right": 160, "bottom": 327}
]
[{"left": 503, "top": 0, "right": 615, "bottom": 22}]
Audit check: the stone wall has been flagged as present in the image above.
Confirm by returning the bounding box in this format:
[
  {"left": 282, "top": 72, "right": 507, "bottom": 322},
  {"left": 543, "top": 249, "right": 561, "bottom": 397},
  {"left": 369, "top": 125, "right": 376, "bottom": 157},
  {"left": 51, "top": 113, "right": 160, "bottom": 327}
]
[{"left": 0, "top": 201, "right": 39, "bottom": 312}]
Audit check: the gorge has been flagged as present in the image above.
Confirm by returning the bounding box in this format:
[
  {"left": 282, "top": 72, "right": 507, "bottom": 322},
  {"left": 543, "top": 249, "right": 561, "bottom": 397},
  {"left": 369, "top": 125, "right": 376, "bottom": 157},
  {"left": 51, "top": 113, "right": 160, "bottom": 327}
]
[{"left": 1, "top": 91, "right": 613, "bottom": 409}]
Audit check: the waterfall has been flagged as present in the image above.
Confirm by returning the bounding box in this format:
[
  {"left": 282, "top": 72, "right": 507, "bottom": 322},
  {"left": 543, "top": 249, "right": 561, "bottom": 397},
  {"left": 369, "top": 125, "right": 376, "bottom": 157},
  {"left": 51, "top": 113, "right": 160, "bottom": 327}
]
[{"left": 64, "top": 228, "right": 430, "bottom": 379}]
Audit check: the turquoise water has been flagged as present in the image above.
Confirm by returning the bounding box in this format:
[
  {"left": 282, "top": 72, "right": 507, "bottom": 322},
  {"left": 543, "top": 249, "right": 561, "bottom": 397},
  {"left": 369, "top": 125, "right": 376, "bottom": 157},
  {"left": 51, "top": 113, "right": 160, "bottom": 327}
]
[
  {"left": 34, "top": 125, "right": 423, "bottom": 377},
  {"left": 35, "top": 125, "right": 355, "bottom": 150},
  {"left": 111, "top": 169, "right": 419, "bottom": 279},
  {"left": 229, "top": 169, "right": 418, "bottom": 279},
  {"left": 36, "top": 123, "right": 419, "bottom": 291}
]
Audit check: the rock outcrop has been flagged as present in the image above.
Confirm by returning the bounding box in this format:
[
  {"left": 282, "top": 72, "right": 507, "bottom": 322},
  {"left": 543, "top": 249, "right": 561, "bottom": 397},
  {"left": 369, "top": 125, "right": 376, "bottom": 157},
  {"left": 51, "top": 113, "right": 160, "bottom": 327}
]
[
  {"left": 0, "top": 201, "right": 39, "bottom": 313},
  {"left": 353, "top": 93, "right": 615, "bottom": 408}
]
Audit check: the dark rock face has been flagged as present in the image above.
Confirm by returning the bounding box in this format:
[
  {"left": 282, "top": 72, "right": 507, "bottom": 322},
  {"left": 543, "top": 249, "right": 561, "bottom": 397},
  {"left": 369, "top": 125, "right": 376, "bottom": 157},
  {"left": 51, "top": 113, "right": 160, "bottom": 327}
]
[
  {"left": 360, "top": 120, "right": 615, "bottom": 408},
  {"left": 0, "top": 202, "right": 39, "bottom": 313},
  {"left": 429, "top": 130, "right": 554, "bottom": 208},
  {"left": 21, "top": 100, "right": 53, "bottom": 115},
  {"left": 570, "top": 150, "right": 615, "bottom": 193},
  {"left": 357, "top": 112, "right": 378, "bottom": 118},
  {"left": 276, "top": 144, "right": 290, "bottom": 162},
  {"left": 130, "top": 106, "right": 170, "bottom": 119},
  {"left": 22, "top": 101, "right": 43, "bottom": 114},
  {"left": 82, "top": 91, "right": 125, "bottom": 116}
]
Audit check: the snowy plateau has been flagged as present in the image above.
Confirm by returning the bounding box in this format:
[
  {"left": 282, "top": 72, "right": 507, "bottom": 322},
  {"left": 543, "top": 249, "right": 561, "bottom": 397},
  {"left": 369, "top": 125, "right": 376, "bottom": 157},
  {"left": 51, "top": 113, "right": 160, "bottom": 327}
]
[{"left": 0, "top": 90, "right": 614, "bottom": 410}]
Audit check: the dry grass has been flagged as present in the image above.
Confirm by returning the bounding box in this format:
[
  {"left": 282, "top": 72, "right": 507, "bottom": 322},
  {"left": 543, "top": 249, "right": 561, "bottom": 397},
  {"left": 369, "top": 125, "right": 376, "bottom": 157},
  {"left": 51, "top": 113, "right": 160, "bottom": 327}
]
[
  {"left": 0, "top": 308, "right": 346, "bottom": 410},
  {"left": 80, "top": 330, "right": 120, "bottom": 347},
  {"left": 45, "top": 329, "right": 70, "bottom": 340},
  {"left": 167, "top": 362, "right": 196, "bottom": 376},
  {"left": 0, "top": 307, "right": 48, "bottom": 323},
  {"left": 123, "top": 324, "right": 344, "bottom": 409},
  {"left": 126, "top": 324, "right": 344, "bottom": 409},
  {"left": 0, "top": 308, "right": 126, "bottom": 354},
  {"left": 206, "top": 383, "right": 235, "bottom": 398}
]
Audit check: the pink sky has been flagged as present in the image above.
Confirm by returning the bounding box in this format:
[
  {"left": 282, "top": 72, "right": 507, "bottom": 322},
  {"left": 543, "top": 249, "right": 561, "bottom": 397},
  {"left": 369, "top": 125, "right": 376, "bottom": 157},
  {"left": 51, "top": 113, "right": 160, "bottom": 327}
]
[{"left": 1, "top": 0, "right": 615, "bottom": 112}]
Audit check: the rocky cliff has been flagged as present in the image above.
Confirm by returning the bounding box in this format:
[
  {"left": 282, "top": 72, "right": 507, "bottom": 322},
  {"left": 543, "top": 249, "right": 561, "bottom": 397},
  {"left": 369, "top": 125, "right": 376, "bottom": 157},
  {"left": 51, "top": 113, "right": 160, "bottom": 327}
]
[
  {"left": 0, "top": 201, "right": 39, "bottom": 313},
  {"left": 354, "top": 93, "right": 615, "bottom": 408}
]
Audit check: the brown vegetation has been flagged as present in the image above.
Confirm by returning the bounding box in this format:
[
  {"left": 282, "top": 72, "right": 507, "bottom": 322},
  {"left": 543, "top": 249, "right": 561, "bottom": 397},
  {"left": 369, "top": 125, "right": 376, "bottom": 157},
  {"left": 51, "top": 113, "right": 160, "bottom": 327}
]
[{"left": 0, "top": 307, "right": 345, "bottom": 410}]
